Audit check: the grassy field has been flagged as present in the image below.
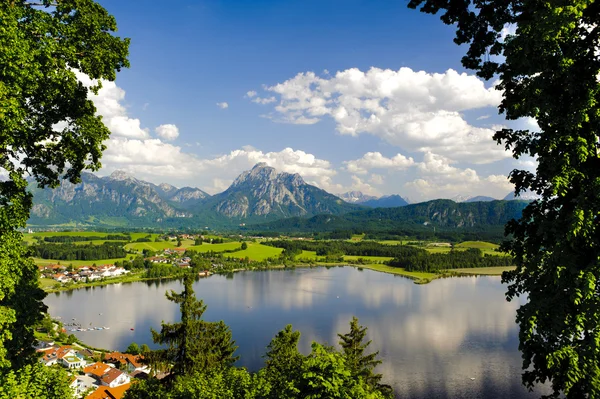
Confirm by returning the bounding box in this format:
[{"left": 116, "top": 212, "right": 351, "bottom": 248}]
[
  {"left": 452, "top": 266, "right": 515, "bottom": 275},
  {"left": 39, "top": 277, "right": 58, "bottom": 289},
  {"left": 226, "top": 243, "right": 283, "bottom": 261},
  {"left": 349, "top": 234, "right": 365, "bottom": 241},
  {"left": 124, "top": 239, "right": 195, "bottom": 252},
  {"left": 343, "top": 255, "right": 393, "bottom": 263},
  {"left": 350, "top": 264, "right": 438, "bottom": 283},
  {"left": 296, "top": 250, "right": 318, "bottom": 261},
  {"left": 186, "top": 242, "right": 242, "bottom": 253}
]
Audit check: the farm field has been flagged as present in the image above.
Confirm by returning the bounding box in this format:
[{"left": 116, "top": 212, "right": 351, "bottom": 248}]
[
  {"left": 452, "top": 266, "right": 516, "bottom": 275},
  {"left": 351, "top": 264, "right": 438, "bottom": 283},
  {"left": 124, "top": 239, "right": 194, "bottom": 252},
  {"left": 186, "top": 242, "right": 242, "bottom": 253},
  {"left": 227, "top": 243, "right": 283, "bottom": 261}
]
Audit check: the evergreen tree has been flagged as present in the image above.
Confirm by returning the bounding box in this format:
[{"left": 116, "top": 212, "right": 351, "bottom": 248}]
[
  {"left": 263, "top": 324, "right": 304, "bottom": 398},
  {"left": 337, "top": 317, "right": 382, "bottom": 387},
  {"left": 150, "top": 275, "right": 238, "bottom": 378}
]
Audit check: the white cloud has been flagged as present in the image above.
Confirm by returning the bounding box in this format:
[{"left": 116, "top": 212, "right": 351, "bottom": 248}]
[
  {"left": 476, "top": 115, "right": 491, "bottom": 120},
  {"left": 252, "top": 67, "right": 509, "bottom": 163},
  {"left": 216, "top": 102, "right": 229, "bottom": 109},
  {"left": 155, "top": 124, "right": 179, "bottom": 141},
  {"left": 344, "top": 152, "right": 414, "bottom": 174},
  {"left": 369, "top": 174, "right": 384, "bottom": 185},
  {"left": 252, "top": 96, "right": 277, "bottom": 104},
  {"left": 76, "top": 72, "right": 149, "bottom": 139},
  {"left": 246, "top": 91, "right": 257, "bottom": 98},
  {"left": 404, "top": 152, "right": 513, "bottom": 200},
  {"left": 348, "top": 175, "right": 381, "bottom": 196}
]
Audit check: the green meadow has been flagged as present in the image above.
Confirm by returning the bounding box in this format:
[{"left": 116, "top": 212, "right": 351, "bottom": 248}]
[{"left": 226, "top": 243, "right": 283, "bottom": 261}]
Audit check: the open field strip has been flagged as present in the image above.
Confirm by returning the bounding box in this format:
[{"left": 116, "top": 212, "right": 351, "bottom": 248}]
[
  {"left": 347, "top": 264, "right": 438, "bottom": 283},
  {"left": 227, "top": 243, "right": 283, "bottom": 261},
  {"left": 295, "top": 250, "right": 318, "bottom": 261},
  {"left": 451, "top": 266, "right": 516, "bottom": 275},
  {"left": 186, "top": 242, "right": 242, "bottom": 252},
  {"left": 124, "top": 239, "right": 195, "bottom": 252},
  {"left": 343, "top": 255, "right": 393, "bottom": 262}
]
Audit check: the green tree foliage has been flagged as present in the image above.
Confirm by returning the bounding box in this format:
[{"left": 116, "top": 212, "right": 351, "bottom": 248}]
[
  {"left": 150, "top": 275, "right": 239, "bottom": 379},
  {"left": 32, "top": 241, "right": 126, "bottom": 260},
  {"left": 241, "top": 242, "right": 248, "bottom": 250},
  {"left": 337, "top": 317, "right": 382, "bottom": 388},
  {"left": 0, "top": 0, "right": 129, "bottom": 376},
  {"left": 140, "top": 344, "right": 150, "bottom": 355},
  {"left": 65, "top": 334, "right": 78, "bottom": 345},
  {"left": 126, "top": 342, "right": 140, "bottom": 355},
  {"left": 124, "top": 367, "right": 272, "bottom": 399},
  {"left": 299, "top": 343, "right": 387, "bottom": 399},
  {"left": 408, "top": 0, "right": 600, "bottom": 397},
  {"left": 387, "top": 247, "right": 512, "bottom": 272},
  {"left": 263, "top": 324, "right": 304, "bottom": 398},
  {"left": 0, "top": 363, "right": 73, "bottom": 399}
]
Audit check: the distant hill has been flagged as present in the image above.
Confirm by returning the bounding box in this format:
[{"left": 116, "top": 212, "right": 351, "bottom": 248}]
[
  {"left": 251, "top": 199, "right": 529, "bottom": 240},
  {"left": 361, "top": 195, "right": 409, "bottom": 208},
  {"left": 464, "top": 196, "right": 497, "bottom": 202}
]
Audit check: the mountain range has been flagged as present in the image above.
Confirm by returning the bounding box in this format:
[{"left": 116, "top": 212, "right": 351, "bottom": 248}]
[{"left": 26, "top": 163, "right": 532, "bottom": 231}]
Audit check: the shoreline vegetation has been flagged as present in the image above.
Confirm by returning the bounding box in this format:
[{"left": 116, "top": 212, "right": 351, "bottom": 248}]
[
  {"left": 31, "top": 232, "right": 515, "bottom": 292},
  {"left": 40, "top": 262, "right": 516, "bottom": 293}
]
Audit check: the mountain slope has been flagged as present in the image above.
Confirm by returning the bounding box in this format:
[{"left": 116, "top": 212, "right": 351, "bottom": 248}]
[
  {"left": 28, "top": 171, "right": 192, "bottom": 227},
  {"left": 252, "top": 199, "right": 529, "bottom": 238}
]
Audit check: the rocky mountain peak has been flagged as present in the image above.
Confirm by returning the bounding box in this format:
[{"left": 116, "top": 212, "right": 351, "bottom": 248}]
[
  {"left": 108, "top": 170, "right": 134, "bottom": 181},
  {"left": 231, "top": 163, "right": 306, "bottom": 188},
  {"left": 158, "top": 182, "right": 177, "bottom": 193},
  {"left": 338, "top": 191, "right": 378, "bottom": 204}
]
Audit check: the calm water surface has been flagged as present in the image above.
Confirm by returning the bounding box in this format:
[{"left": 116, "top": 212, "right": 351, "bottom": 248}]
[{"left": 45, "top": 267, "right": 548, "bottom": 398}]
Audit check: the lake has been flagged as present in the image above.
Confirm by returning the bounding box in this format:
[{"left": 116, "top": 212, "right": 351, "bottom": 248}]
[{"left": 45, "top": 266, "right": 549, "bottom": 398}]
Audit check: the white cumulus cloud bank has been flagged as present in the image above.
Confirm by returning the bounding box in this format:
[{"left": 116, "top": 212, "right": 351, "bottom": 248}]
[
  {"left": 155, "top": 124, "right": 179, "bottom": 141},
  {"left": 253, "top": 67, "right": 508, "bottom": 163},
  {"left": 216, "top": 102, "right": 229, "bottom": 109},
  {"left": 345, "top": 152, "right": 414, "bottom": 174}
]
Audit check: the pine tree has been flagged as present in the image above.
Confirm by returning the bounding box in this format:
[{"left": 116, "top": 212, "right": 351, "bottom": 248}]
[
  {"left": 337, "top": 317, "right": 382, "bottom": 387},
  {"left": 150, "top": 274, "right": 238, "bottom": 378},
  {"left": 264, "top": 324, "right": 304, "bottom": 398}
]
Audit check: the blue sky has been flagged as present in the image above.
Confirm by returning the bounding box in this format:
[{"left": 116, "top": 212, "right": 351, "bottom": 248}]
[{"left": 89, "top": 0, "right": 533, "bottom": 201}]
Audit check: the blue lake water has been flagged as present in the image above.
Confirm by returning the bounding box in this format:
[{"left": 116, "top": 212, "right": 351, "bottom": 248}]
[{"left": 45, "top": 266, "right": 550, "bottom": 398}]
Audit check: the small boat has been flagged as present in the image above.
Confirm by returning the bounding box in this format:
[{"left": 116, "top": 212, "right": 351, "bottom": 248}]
[
  {"left": 95, "top": 327, "right": 103, "bottom": 330},
  {"left": 87, "top": 328, "right": 94, "bottom": 331},
  {"left": 130, "top": 328, "right": 134, "bottom": 331},
  {"left": 103, "top": 326, "right": 110, "bottom": 330}
]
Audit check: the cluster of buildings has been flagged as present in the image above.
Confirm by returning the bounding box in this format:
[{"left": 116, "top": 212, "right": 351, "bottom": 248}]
[
  {"left": 36, "top": 340, "right": 148, "bottom": 398},
  {"left": 39, "top": 264, "right": 129, "bottom": 284},
  {"left": 146, "top": 250, "right": 192, "bottom": 268}
]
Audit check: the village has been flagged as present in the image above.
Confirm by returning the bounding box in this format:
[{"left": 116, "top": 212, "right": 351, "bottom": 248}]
[{"left": 35, "top": 339, "right": 149, "bottom": 398}]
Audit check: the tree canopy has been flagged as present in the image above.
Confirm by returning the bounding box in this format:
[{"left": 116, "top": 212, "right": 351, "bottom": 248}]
[
  {"left": 0, "top": 0, "right": 129, "bottom": 393},
  {"left": 408, "top": 0, "right": 600, "bottom": 397}
]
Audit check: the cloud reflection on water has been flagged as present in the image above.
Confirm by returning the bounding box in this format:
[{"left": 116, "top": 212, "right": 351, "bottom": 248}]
[{"left": 46, "top": 267, "right": 548, "bottom": 398}]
